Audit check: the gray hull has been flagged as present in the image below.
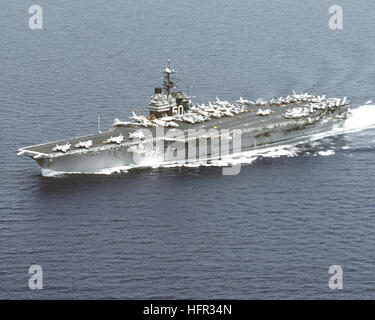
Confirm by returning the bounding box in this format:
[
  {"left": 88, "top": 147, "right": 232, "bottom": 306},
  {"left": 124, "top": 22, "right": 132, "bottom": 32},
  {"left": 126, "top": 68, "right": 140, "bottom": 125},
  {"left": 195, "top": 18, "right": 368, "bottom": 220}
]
[
  {"left": 18, "top": 93, "right": 350, "bottom": 175},
  {"left": 18, "top": 63, "right": 351, "bottom": 175},
  {"left": 34, "top": 115, "right": 346, "bottom": 175}
]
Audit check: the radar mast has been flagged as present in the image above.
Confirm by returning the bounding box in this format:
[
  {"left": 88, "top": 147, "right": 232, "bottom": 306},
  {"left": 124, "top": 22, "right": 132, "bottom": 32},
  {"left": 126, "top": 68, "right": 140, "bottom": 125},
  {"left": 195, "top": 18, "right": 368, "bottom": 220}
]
[{"left": 162, "top": 59, "right": 176, "bottom": 96}]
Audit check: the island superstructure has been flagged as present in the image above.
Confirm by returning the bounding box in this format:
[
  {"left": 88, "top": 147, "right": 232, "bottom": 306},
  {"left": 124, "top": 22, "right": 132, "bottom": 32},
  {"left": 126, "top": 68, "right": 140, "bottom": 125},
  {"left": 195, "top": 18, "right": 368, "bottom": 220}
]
[{"left": 18, "top": 61, "right": 350, "bottom": 175}]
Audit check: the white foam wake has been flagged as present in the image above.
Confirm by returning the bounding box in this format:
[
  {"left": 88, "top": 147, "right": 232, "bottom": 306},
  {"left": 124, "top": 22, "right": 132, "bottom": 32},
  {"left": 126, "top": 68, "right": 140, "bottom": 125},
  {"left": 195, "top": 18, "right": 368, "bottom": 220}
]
[
  {"left": 342, "top": 104, "right": 375, "bottom": 132},
  {"left": 317, "top": 150, "right": 335, "bottom": 156}
]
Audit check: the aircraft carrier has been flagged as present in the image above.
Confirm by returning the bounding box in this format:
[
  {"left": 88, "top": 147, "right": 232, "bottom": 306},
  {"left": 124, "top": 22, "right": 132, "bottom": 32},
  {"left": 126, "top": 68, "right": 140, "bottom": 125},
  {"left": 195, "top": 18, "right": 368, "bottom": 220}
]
[{"left": 18, "top": 61, "right": 350, "bottom": 175}]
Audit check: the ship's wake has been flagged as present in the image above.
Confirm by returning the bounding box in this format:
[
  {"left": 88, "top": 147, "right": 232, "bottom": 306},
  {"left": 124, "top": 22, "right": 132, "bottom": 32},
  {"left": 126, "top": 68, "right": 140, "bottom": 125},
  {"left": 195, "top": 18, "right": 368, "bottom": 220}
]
[{"left": 41, "top": 103, "right": 375, "bottom": 177}]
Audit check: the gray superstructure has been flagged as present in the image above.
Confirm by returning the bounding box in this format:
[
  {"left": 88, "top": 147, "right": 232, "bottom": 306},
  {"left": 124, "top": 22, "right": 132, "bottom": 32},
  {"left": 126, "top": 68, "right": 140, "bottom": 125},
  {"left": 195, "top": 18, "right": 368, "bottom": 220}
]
[{"left": 18, "top": 61, "right": 350, "bottom": 175}]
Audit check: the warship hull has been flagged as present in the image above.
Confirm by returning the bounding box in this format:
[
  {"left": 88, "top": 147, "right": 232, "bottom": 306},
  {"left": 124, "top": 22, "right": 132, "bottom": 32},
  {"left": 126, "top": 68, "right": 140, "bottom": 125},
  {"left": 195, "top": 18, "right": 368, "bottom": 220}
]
[
  {"left": 18, "top": 105, "right": 348, "bottom": 175},
  {"left": 18, "top": 61, "right": 351, "bottom": 175}
]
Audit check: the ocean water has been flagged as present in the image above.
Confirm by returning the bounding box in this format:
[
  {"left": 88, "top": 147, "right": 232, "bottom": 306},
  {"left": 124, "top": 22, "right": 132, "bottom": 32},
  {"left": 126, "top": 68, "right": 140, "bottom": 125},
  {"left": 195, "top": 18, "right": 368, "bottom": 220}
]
[{"left": 1, "top": 0, "right": 375, "bottom": 299}]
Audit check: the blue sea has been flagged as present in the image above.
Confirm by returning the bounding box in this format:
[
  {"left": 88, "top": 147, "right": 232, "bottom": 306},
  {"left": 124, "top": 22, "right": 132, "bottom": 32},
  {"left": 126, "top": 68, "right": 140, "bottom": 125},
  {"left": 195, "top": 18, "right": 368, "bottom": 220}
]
[{"left": 1, "top": 0, "right": 375, "bottom": 299}]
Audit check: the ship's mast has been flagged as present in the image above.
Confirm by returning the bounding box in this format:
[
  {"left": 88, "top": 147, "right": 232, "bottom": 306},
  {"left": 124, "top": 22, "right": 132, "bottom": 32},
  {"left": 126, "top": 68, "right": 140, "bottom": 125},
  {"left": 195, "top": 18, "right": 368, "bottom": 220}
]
[{"left": 162, "top": 59, "right": 176, "bottom": 96}]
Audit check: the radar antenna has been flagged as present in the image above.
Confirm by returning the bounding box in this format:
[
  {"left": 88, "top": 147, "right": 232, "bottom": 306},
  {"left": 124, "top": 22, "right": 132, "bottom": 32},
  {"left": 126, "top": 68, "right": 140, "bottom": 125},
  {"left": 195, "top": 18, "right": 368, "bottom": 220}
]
[{"left": 162, "top": 59, "right": 176, "bottom": 96}]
